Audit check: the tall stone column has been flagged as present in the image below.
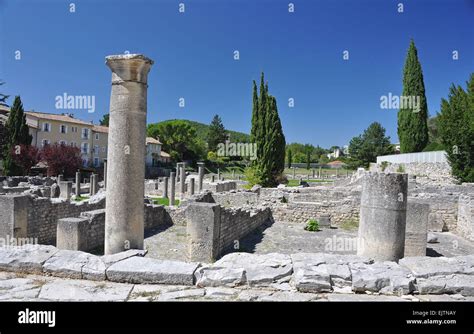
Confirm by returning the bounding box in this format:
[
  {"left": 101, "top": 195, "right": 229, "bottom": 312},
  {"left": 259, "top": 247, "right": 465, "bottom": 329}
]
[
  {"left": 176, "top": 163, "right": 181, "bottom": 182},
  {"left": 163, "top": 177, "right": 169, "bottom": 198},
  {"left": 180, "top": 162, "right": 186, "bottom": 199},
  {"left": 103, "top": 159, "right": 107, "bottom": 189},
  {"left": 357, "top": 172, "right": 408, "bottom": 262},
  {"left": 293, "top": 168, "right": 296, "bottom": 179},
  {"left": 190, "top": 178, "right": 195, "bottom": 195},
  {"left": 197, "top": 162, "right": 205, "bottom": 191},
  {"left": 170, "top": 172, "right": 176, "bottom": 206},
  {"left": 404, "top": 202, "right": 429, "bottom": 257},
  {"left": 217, "top": 168, "right": 220, "bottom": 181},
  {"left": 75, "top": 171, "right": 81, "bottom": 197},
  {"left": 104, "top": 54, "right": 154, "bottom": 255}
]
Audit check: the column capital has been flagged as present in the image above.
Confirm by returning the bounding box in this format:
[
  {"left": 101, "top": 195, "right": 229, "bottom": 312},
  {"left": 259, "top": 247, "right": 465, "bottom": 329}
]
[{"left": 105, "top": 54, "right": 154, "bottom": 84}]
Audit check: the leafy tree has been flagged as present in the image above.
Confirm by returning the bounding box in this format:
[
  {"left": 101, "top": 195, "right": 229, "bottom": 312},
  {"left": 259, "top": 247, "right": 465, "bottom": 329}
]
[
  {"left": 99, "top": 113, "right": 109, "bottom": 126},
  {"left": 287, "top": 149, "right": 292, "bottom": 168},
  {"left": 147, "top": 120, "right": 205, "bottom": 162},
  {"left": 0, "top": 80, "right": 9, "bottom": 107},
  {"left": 347, "top": 122, "right": 394, "bottom": 169},
  {"left": 306, "top": 149, "right": 311, "bottom": 169},
  {"left": 0, "top": 123, "right": 7, "bottom": 160},
  {"left": 248, "top": 73, "right": 286, "bottom": 187},
  {"left": 3, "top": 96, "right": 32, "bottom": 175},
  {"left": 437, "top": 74, "right": 474, "bottom": 182},
  {"left": 10, "top": 145, "right": 40, "bottom": 176},
  {"left": 40, "top": 144, "right": 82, "bottom": 177},
  {"left": 207, "top": 115, "right": 227, "bottom": 152},
  {"left": 397, "top": 40, "right": 429, "bottom": 153}
]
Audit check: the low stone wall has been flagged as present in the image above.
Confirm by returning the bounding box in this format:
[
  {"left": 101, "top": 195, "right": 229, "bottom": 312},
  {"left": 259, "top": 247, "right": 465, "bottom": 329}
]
[
  {"left": 457, "top": 195, "right": 474, "bottom": 241},
  {"left": 186, "top": 202, "right": 273, "bottom": 262},
  {"left": 219, "top": 206, "right": 273, "bottom": 255},
  {"left": 370, "top": 162, "right": 455, "bottom": 185},
  {"left": 57, "top": 204, "right": 172, "bottom": 252}
]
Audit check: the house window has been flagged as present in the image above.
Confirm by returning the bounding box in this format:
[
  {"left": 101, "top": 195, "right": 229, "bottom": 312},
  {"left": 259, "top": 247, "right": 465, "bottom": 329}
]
[
  {"left": 81, "top": 142, "right": 89, "bottom": 154},
  {"left": 42, "top": 123, "right": 50, "bottom": 132},
  {"left": 82, "top": 128, "right": 89, "bottom": 139},
  {"left": 41, "top": 139, "right": 50, "bottom": 147},
  {"left": 94, "top": 157, "right": 100, "bottom": 167},
  {"left": 94, "top": 145, "right": 99, "bottom": 156},
  {"left": 59, "top": 140, "right": 67, "bottom": 146},
  {"left": 70, "top": 142, "right": 77, "bottom": 148},
  {"left": 82, "top": 159, "right": 88, "bottom": 167},
  {"left": 102, "top": 146, "right": 106, "bottom": 153},
  {"left": 71, "top": 126, "right": 77, "bottom": 133},
  {"left": 95, "top": 133, "right": 99, "bottom": 140},
  {"left": 60, "top": 124, "right": 67, "bottom": 134}
]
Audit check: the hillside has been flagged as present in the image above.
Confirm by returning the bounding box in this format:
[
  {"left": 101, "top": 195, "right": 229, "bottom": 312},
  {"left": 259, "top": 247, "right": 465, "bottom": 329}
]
[{"left": 155, "top": 119, "right": 250, "bottom": 143}]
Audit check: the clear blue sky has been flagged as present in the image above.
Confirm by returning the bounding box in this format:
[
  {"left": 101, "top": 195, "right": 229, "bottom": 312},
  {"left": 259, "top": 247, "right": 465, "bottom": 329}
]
[{"left": 1, "top": 0, "right": 473, "bottom": 148}]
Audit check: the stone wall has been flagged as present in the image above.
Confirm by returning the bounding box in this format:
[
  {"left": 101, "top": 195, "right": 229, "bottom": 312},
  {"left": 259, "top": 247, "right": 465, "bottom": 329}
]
[
  {"left": 219, "top": 207, "right": 273, "bottom": 255},
  {"left": 25, "top": 196, "right": 106, "bottom": 245},
  {"left": 370, "top": 162, "right": 455, "bottom": 185},
  {"left": 457, "top": 195, "right": 474, "bottom": 241}
]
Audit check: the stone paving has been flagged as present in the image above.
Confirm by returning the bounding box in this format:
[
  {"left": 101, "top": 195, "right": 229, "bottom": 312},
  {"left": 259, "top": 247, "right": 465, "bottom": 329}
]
[
  {"left": 1, "top": 271, "right": 472, "bottom": 302},
  {"left": 143, "top": 220, "right": 474, "bottom": 262}
]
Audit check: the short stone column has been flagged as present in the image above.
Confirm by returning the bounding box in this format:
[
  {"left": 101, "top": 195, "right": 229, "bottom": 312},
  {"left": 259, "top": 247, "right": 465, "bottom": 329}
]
[
  {"left": 170, "top": 172, "right": 176, "bottom": 206},
  {"left": 197, "top": 162, "right": 205, "bottom": 192},
  {"left": 57, "top": 217, "right": 89, "bottom": 251},
  {"left": 357, "top": 172, "right": 408, "bottom": 262},
  {"left": 0, "top": 195, "right": 28, "bottom": 238},
  {"left": 163, "top": 177, "right": 169, "bottom": 198},
  {"left": 75, "top": 171, "right": 81, "bottom": 197},
  {"left": 185, "top": 202, "right": 221, "bottom": 262},
  {"left": 232, "top": 169, "right": 235, "bottom": 179},
  {"left": 211, "top": 175, "right": 215, "bottom": 183},
  {"left": 217, "top": 168, "right": 220, "bottom": 181},
  {"left": 189, "top": 178, "right": 195, "bottom": 195},
  {"left": 180, "top": 162, "right": 186, "bottom": 199},
  {"left": 404, "top": 202, "right": 429, "bottom": 257},
  {"left": 312, "top": 169, "right": 315, "bottom": 178},
  {"left": 319, "top": 167, "right": 322, "bottom": 178},
  {"left": 58, "top": 174, "right": 64, "bottom": 183},
  {"left": 59, "top": 181, "right": 72, "bottom": 200},
  {"left": 104, "top": 53, "right": 154, "bottom": 255},
  {"left": 90, "top": 174, "right": 98, "bottom": 195}
]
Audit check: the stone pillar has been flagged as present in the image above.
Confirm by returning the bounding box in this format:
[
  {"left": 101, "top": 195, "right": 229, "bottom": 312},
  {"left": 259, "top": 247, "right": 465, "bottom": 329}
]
[
  {"left": 59, "top": 181, "right": 72, "bottom": 200},
  {"left": 190, "top": 178, "right": 195, "bottom": 195},
  {"left": 103, "top": 159, "right": 107, "bottom": 189},
  {"left": 75, "top": 171, "right": 81, "bottom": 197},
  {"left": 312, "top": 169, "right": 315, "bottom": 178},
  {"left": 90, "top": 174, "right": 98, "bottom": 195},
  {"left": 319, "top": 167, "right": 322, "bottom": 179},
  {"left": 404, "top": 202, "right": 429, "bottom": 257},
  {"left": 197, "top": 162, "right": 205, "bottom": 192},
  {"left": 104, "top": 53, "right": 154, "bottom": 255},
  {"left": 163, "top": 177, "right": 169, "bottom": 198},
  {"left": 0, "top": 195, "right": 28, "bottom": 239},
  {"left": 58, "top": 174, "right": 63, "bottom": 183},
  {"left": 357, "top": 172, "right": 408, "bottom": 262},
  {"left": 180, "top": 162, "right": 186, "bottom": 199},
  {"left": 293, "top": 168, "right": 296, "bottom": 179},
  {"left": 217, "top": 168, "right": 220, "bottom": 181},
  {"left": 170, "top": 172, "right": 176, "bottom": 206},
  {"left": 232, "top": 169, "right": 235, "bottom": 179},
  {"left": 185, "top": 203, "right": 221, "bottom": 262},
  {"left": 57, "top": 217, "right": 89, "bottom": 251},
  {"left": 176, "top": 163, "right": 181, "bottom": 182},
  {"left": 211, "top": 175, "right": 215, "bottom": 183}
]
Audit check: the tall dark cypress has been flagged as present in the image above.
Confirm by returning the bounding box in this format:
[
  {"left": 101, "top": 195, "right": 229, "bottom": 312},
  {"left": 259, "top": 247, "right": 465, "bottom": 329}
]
[
  {"left": 398, "top": 39, "right": 429, "bottom": 153},
  {"left": 3, "top": 96, "right": 32, "bottom": 175}
]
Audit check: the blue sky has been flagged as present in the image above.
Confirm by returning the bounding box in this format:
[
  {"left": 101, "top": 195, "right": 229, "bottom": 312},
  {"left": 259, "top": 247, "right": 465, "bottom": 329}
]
[{"left": 1, "top": 0, "right": 473, "bottom": 148}]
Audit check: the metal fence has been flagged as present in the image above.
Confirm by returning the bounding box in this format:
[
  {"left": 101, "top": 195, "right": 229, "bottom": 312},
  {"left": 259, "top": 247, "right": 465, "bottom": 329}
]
[{"left": 376, "top": 151, "right": 447, "bottom": 164}]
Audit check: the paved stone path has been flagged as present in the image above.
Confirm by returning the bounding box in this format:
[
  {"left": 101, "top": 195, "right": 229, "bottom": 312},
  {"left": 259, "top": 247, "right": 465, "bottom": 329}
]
[
  {"left": 1, "top": 271, "right": 472, "bottom": 302},
  {"left": 143, "top": 221, "right": 474, "bottom": 261}
]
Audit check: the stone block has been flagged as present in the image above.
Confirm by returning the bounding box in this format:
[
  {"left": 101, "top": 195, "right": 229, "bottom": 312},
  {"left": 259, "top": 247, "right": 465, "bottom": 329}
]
[
  {"left": 404, "top": 202, "right": 429, "bottom": 257},
  {"left": 56, "top": 217, "right": 89, "bottom": 251},
  {"left": 106, "top": 256, "right": 200, "bottom": 285},
  {"left": 0, "top": 244, "right": 59, "bottom": 274}
]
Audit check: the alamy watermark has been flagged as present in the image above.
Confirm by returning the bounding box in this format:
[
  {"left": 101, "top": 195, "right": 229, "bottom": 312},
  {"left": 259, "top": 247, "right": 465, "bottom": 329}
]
[
  {"left": 0, "top": 235, "right": 38, "bottom": 248},
  {"left": 217, "top": 141, "right": 257, "bottom": 161},
  {"left": 380, "top": 92, "right": 420, "bottom": 113},
  {"left": 55, "top": 92, "right": 95, "bottom": 113}
]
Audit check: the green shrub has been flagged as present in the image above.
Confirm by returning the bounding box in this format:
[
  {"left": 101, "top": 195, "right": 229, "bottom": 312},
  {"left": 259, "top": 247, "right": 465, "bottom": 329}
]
[
  {"left": 304, "top": 219, "right": 319, "bottom": 232},
  {"left": 396, "top": 164, "right": 406, "bottom": 173},
  {"left": 380, "top": 161, "right": 390, "bottom": 172}
]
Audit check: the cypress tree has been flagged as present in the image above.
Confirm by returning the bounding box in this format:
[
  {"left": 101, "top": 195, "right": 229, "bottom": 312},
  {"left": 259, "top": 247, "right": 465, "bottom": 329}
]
[
  {"left": 3, "top": 96, "right": 32, "bottom": 175},
  {"left": 398, "top": 39, "right": 429, "bottom": 153},
  {"left": 207, "top": 114, "right": 227, "bottom": 152},
  {"left": 249, "top": 73, "right": 286, "bottom": 186}
]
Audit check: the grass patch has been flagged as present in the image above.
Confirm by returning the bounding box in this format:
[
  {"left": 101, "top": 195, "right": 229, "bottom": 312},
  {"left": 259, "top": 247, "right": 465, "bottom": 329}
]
[
  {"left": 73, "top": 195, "right": 89, "bottom": 202},
  {"left": 150, "top": 197, "right": 180, "bottom": 206},
  {"left": 304, "top": 219, "right": 320, "bottom": 232},
  {"left": 340, "top": 219, "right": 359, "bottom": 230}
]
